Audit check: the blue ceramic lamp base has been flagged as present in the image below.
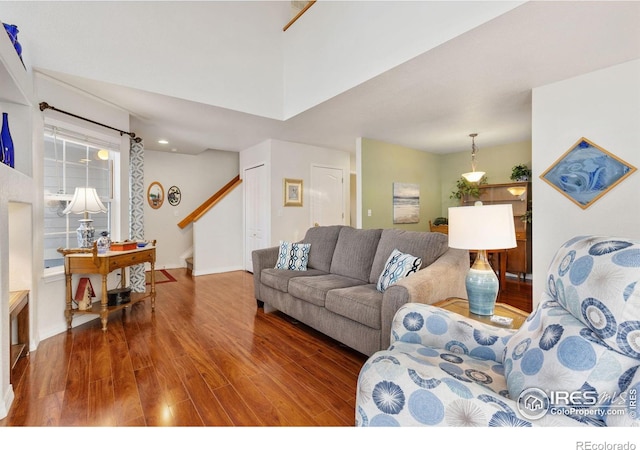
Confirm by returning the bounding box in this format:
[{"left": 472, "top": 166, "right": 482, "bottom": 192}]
[
  {"left": 76, "top": 218, "right": 96, "bottom": 249},
  {"left": 465, "top": 250, "right": 499, "bottom": 316}
]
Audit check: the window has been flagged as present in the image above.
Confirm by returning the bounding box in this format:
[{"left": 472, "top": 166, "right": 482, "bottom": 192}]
[{"left": 43, "top": 124, "right": 119, "bottom": 269}]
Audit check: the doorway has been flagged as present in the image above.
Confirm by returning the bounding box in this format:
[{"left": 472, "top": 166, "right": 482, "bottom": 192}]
[{"left": 311, "top": 165, "right": 345, "bottom": 227}]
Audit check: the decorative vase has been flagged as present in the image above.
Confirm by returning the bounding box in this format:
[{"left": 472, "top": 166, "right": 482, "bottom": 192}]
[
  {"left": 1, "top": 113, "right": 14, "bottom": 168},
  {"left": 96, "top": 231, "right": 111, "bottom": 254}
]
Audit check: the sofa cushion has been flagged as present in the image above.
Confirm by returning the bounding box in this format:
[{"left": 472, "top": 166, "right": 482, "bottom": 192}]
[
  {"left": 330, "top": 227, "right": 383, "bottom": 282},
  {"left": 275, "top": 241, "right": 311, "bottom": 270},
  {"left": 261, "top": 268, "right": 327, "bottom": 293},
  {"left": 326, "top": 284, "right": 383, "bottom": 329},
  {"left": 289, "top": 274, "right": 366, "bottom": 307},
  {"left": 369, "top": 229, "right": 449, "bottom": 284},
  {"left": 376, "top": 249, "right": 422, "bottom": 292},
  {"left": 300, "top": 225, "right": 345, "bottom": 272}
]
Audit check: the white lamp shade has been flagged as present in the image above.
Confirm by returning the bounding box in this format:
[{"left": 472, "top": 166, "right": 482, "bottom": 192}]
[
  {"left": 461, "top": 171, "right": 486, "bottom": 183},
  {"left": 448, "top": 203, "right": 516, "bottom": 250},
  {"left": 62, "top": 187, "right": 107, "bottom": 215}
]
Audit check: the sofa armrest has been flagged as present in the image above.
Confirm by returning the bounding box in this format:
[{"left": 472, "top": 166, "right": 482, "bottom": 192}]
[
  {"left": 390, "top": 302, "right": 517, "bottom": 363},
  {"left": 251, "top": 246, "right": 279, "bottom": 300},
  {"left": 380, "top": 247, "right": 468, "bottom": 348}
]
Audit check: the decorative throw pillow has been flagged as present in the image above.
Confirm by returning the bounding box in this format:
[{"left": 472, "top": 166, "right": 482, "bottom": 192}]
[
  {"left": 274, "top": 241, "right": 311, "bottom": 271},
  {"left": 376, "top": 248, "right": 422, "bottom": 292}
]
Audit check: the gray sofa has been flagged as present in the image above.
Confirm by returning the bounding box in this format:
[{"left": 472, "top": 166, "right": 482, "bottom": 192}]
[{"left": 251, "top": 225, "right": 469, "bottom": 356}]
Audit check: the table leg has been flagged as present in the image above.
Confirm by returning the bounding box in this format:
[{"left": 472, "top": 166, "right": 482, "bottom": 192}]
[
  {"left": 65, "top": 273, "right": 73, "bottom": 330},
  {"left": 100, "top": 274, "right": 108, "bottom": 331},
  {"left": 150, "top": 261, "right": 156, "bottom": 310}
]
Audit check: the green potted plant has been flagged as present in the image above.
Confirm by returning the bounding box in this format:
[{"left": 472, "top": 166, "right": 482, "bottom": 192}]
[
  {"left": 511, "top": 164, "right": 531, "bottom": 182},
  {"left": 449, "top": 175, "right": 487, "bottom": 201}
]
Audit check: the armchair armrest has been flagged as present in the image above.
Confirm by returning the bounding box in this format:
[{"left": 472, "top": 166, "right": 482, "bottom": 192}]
[
  {"left": 390, "top": 302, "right": 517, "bottom": 363},
  {"left": 380, "top": 247, "right": 468, "bottom": 348},
  {"left": 251, "top": 246, "right": 279, "bottom": 300}
]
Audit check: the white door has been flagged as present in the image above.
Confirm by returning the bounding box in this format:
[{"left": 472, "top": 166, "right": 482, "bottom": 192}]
[
  {"left": 311, "top": 166, "right": 344, "bottom": 227},
  {"left": 244, "top": 164, "right": 268, "bottom": 272}
]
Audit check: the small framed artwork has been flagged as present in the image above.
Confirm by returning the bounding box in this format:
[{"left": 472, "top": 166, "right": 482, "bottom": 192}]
[
  {"left": 284, "top": 178, "right": 303, "bottom": 207},
  {"left": 147, "top": 181, "right": 164, "bottom": 209},
  {"left": 541, "top": 137, "right": 636, "bottom": 209},
  {"left": 393, "top": 182, "right": 420, "bottom": 224},
  {"left": 168, "top": 185, "right": 181, "bottom": 206}
]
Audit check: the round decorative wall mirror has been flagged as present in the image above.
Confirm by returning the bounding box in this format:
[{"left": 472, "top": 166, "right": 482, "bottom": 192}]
[{"left": 147, "top": 181, "right": 164, "bottom": 209}]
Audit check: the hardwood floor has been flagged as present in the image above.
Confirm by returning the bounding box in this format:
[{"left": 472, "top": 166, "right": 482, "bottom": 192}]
[{"left": 1, "top": 269, "right": 532, "bottom": 427}]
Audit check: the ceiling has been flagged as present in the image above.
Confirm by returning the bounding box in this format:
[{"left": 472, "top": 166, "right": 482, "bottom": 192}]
[{"left": 9, "top": 1, "right": 640, "bottom": 155}]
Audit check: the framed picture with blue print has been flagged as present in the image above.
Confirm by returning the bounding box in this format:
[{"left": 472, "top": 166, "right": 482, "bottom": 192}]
[{"left": 541, "top": 137, "right": 636, "bottom": 209}]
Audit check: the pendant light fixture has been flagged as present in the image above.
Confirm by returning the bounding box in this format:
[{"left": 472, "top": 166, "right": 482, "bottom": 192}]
[{"left": 461, "top": 133, "right": 485, "bottom": 183}]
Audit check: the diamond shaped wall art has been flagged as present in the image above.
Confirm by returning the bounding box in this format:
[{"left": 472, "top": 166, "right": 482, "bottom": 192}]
[{"left": 541, "top": 137, "right": 636, "bottom": 209}]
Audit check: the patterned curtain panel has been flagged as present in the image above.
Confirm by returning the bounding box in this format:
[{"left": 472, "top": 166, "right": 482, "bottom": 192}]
[{"left": 129, "top": 138, "right": 145, "bottom": 292}]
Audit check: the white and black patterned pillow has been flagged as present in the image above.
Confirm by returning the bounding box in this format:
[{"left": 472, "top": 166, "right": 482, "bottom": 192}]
[
  {"left": 376, "top": 248, "right": 422, "bottom": 292},
  {"left": 274, "top": 241, "right": 311, "bottom": 271}
]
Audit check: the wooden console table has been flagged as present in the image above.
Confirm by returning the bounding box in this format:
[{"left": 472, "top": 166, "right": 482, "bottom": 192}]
[{"left": 58, "top": 241, "right": 156, "bottom": 331}]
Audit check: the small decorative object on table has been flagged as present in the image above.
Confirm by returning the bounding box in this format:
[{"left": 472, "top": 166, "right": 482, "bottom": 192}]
[
  {"left": 111, "top": 241, "right": 137, "bottom": 251},
  {"left": 96, "top": 231, "right": 111, "bottom": 254}
]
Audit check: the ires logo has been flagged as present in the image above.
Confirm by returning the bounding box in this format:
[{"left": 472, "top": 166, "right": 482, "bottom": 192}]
[{"left": 517, "top": 387, "right": 637, "bottom": 421}]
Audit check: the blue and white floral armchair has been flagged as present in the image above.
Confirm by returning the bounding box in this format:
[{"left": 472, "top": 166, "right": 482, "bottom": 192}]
[{"left": 355, "top": 236, "right": 640, "bottom": 427}]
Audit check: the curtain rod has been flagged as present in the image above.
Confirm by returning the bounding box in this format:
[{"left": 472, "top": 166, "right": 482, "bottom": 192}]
[{"left": 39, "top": 102, "right": 142, "bottom": 143}]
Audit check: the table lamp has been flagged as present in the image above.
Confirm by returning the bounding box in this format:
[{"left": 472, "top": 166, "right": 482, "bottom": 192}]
[
  {"left": 63, "top": 187, "right": 107, "bottom": 248},
  {"left": 448, "top": 202, "right": 516, "bottom": 315}
]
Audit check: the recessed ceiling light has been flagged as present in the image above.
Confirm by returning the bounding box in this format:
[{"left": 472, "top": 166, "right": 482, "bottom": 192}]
[{"left": 158, "top": 139, "right": 169, "bottom": 144}]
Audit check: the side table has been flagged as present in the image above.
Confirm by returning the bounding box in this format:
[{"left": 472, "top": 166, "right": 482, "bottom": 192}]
[
  {"left": 58, "top": 241, "right": 156, "bottom": 331},
  {"left": 433, "top": 297, "right": 529, "bottom": 329}
]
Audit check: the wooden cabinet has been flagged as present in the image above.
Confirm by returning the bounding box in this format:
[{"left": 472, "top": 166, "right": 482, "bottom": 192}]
[{"left": 462, "top": 182, "right": 531, "bottom": 278}]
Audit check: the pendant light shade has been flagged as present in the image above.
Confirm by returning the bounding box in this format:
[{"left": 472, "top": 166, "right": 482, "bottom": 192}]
[{"left": 461, "top": 133, "right": 485, "bottom": 182}]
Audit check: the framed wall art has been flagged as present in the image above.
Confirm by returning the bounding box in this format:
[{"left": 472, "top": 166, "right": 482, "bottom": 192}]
[
  {"left": 147, "top": 181, "right": 164, "bottom": 209},
  {"left": 393, "top": 182, "right": 420, "bottom": 224},
  {"left": 168, "top": 185, "right": 181, "bottom": 206},
  {"left": 284, "top": 178, "right": 303, "bottom": 207},
  {"left": 541, "top": 137, "right": 636, "bottom": 209}
]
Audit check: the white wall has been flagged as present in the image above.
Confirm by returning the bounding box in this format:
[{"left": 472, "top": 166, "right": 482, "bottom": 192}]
[
  {"left": 143, "top": 149, "right": 239, "bottom": 270},
  {"left": 5, "top": 1, "right": 288, "bottom": 119},
  {"left": 532, "top": 59, "right": 640, "bottom": 305},
  {"left": 193, "top": 188, "right": 243, "bottom": 275},
  {"left": 282, "top": 0, "right": 523, "bottom": 118},
  {"left": 239, "top": 139, "right": 351, "bottom": 246},
  {"left": 270, "top": 140, "right": 351, "bottom": 243}
]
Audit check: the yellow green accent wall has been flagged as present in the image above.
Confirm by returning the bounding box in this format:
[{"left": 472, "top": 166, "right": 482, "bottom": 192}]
[
  {"left": 360, "top": 138, "right": 442, "bottom": 230},
  {"left": 439, "top": 140, "right": 531, "bottom": 215},
  {"left": 360, "top": 138, "right": 532, "bottom": 228}
]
